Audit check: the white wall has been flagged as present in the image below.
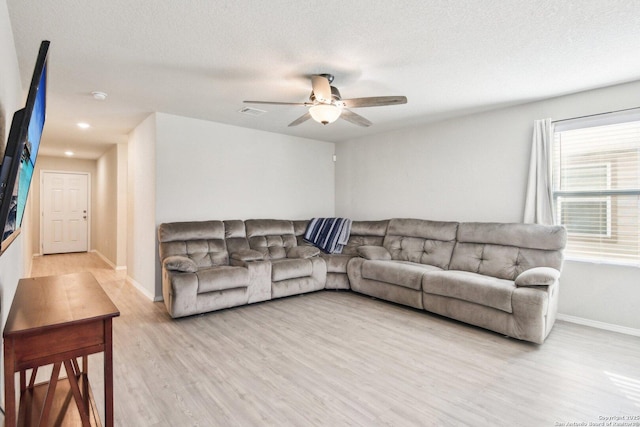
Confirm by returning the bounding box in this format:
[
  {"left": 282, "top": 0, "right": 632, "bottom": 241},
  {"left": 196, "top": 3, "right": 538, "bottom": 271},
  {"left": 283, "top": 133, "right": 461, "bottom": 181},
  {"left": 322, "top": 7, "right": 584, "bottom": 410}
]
[
  {"left": 116, "top": 143, "right": 127, "bottom": 267},
  {"left": 336, "top": 115, "right": 530, "bottom": 221},
  {"left": 95, "top": 143, "right": 128, "bottom": 268},
  {"left": 127, "top": 114, "right": 157, "bottom": 300},
  {"left": 0, "top": 0, "right": 25, "bottom": 406},
  {"left": 0, "top": 1, "right": 19, "bottom": 157},
  {"left": 155, "top": 113, "right": 335, "bottom": 223},
  {"left": 96, "top": 146, "right": 118, "bottom": 265},
  {"left": 336, "top": 79, "right": 640, "bottom": 331},
  {"left": 96, "top": 147, "right": 113, "bottom": 261},
  {"left": 152, "top": 113, "right": 335, "bottom": 298}
]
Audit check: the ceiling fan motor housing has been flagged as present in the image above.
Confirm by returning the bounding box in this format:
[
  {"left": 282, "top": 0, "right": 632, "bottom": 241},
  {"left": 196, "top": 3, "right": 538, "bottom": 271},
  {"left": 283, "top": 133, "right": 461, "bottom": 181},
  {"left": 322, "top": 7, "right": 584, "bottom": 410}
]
[{"left": 310, "top": 86, "right": 342, "bottom": 104}]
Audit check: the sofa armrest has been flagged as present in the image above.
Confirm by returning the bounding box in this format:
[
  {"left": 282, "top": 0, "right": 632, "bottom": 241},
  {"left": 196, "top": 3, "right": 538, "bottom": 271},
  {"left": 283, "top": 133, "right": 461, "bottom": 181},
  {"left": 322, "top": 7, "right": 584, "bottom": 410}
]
[
  {"left": 231, "top": 249, "right": 265, "bottom": 262},
  {"left": 287, "top": 246, "right": 321, "bottom": 259},
  {"left": 515, "top": 267, "right": 560, "bottom": 287},
  {"left": 357, "top": 245, "right": 392, "bottom": 260},
  {"left": 163, "top": 255, "right": 198, "bottom": 273}
]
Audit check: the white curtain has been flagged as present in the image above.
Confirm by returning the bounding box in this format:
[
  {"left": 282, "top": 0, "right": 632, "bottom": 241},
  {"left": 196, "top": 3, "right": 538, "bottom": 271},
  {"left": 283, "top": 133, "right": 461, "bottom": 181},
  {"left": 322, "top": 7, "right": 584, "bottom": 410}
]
[{"left": 523, "top": 118, "right": 555, "bottom": 225}]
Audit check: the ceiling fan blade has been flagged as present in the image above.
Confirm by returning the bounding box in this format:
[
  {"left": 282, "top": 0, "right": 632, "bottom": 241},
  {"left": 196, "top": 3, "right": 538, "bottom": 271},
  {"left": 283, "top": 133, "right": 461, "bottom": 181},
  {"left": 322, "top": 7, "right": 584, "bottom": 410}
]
[
  {"left": 311, "top": 75, "right": 332, "bottom": 103},
  {"left": 340, "top": 109, "right": 372, "bottom": 127},
  {"left": 244, "top": 100, "right": 309, "bottom": 106},
  {"left": 342, "top": 96, "right": 407, "bottom": 108},
  {"left": 288, "top": 112, "right": 312, "bottom": 127}
]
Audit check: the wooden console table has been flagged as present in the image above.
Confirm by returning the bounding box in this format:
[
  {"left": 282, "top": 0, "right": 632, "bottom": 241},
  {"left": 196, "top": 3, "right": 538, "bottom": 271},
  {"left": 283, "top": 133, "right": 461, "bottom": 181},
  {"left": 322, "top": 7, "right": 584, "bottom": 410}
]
[{"left": 3, "top": 272, "right": 120, "bottom": 426}]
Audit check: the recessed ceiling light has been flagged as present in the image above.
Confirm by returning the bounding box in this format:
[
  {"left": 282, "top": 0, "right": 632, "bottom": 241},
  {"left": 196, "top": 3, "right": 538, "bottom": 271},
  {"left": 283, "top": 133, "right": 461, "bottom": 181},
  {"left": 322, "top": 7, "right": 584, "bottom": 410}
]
[
  {"left": 77, "top": 122, "right": 90, "bottom": 129},
  {"left": 91, "top": 91, "right": 108, "bottom": 101},
  {"left": 64, "top": 151, "right": 74, "bottom": 156}
]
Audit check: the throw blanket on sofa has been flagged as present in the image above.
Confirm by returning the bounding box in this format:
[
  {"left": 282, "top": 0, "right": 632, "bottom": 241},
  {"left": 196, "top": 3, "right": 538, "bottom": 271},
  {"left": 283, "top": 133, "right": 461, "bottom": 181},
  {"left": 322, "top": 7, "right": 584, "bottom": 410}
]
[{"left": 304, "top": 218, "right": 352, "bottom": 254}]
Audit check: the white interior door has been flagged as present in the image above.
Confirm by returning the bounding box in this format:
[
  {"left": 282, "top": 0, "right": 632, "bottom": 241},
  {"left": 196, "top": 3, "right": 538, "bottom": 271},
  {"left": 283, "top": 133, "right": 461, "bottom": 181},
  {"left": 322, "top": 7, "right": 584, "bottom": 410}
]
[{"left": 42, "top": 171, "right": 89, "bottom": 254}]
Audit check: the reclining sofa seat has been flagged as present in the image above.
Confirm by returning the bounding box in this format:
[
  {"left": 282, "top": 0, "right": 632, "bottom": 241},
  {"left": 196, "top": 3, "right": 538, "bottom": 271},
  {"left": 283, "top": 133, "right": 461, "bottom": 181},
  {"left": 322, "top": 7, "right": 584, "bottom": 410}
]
[
  {"left": 294, "top": 219, "right": 390, "bottom": 289},
  {"left": 244, "top": 219, "right": 326, "bottom": 299},
  {"left": 347, "top": 219, "right": 458, "bottom": 310},
  {"left": 422, "top": 222, "right": 565, "bottom": 344},
  {"left": 346, "top": 218, "right": 566, "bottom": 344},
  {"left": 158, "top": 221, "right": 253, "bottom": 318},
  {"left": 158, "top": 219, "right": 329, "bottom": 318}
]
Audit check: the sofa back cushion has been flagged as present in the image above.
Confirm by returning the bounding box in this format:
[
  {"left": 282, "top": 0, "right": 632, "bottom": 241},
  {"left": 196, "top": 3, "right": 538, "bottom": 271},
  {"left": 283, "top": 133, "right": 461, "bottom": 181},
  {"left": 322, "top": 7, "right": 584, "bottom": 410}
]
[
  {"left": 245, "top": 219, "right": 297, "bottom": 260},
  {"left": 449, "top": 222, "right": 567, "bottom": 280},
  {"left": 342, "top": 220, "right": 389, "bottom": 255},
  {"left": 293, "top": 220, "right": 389, "bottom": 255},
  {"left": 158, "top": 221, "right": 229, "bottom": 268},
  {"left": 293, "top": 220, "right": 310, "bottom": 245},
  {"left": 383, "top": 218, "right": 458, "bottom": 269},
  {"left": 224, "top": 220, "right": 251, "bottom": 254}
]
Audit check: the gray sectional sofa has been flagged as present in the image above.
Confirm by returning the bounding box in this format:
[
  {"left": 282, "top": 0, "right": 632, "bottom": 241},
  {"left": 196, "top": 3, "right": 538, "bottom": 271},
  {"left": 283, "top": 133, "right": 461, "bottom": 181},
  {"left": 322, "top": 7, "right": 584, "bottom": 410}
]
[{"left": 158, "top": 218, "right": 566, "bottom": 344}]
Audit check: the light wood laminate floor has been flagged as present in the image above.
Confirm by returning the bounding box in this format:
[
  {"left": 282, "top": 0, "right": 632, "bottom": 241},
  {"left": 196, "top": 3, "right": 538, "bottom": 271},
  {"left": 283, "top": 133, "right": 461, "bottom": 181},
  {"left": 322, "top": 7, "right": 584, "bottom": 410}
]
[{"left": 15, "top": 252, "right": 640, "bottom": 426}]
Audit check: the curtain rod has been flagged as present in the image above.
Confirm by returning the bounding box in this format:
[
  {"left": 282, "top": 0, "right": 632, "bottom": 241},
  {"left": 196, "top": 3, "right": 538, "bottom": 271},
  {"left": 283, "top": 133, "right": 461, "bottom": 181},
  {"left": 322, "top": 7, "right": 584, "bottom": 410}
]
[{"left": 552, "top": 106, "right": 640, "bottom": 124}]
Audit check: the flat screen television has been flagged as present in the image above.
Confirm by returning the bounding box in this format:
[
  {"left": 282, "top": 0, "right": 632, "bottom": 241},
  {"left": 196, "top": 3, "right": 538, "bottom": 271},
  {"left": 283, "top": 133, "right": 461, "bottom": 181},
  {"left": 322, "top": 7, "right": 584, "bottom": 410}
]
[{"left": 0, "top": 40, "right": 49, "bottom": 255}]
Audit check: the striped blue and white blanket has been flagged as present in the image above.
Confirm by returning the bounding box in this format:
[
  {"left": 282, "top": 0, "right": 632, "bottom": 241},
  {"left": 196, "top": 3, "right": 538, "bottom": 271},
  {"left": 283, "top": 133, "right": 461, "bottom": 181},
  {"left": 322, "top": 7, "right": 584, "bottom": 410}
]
[{"left": 304, "top": 217, "right": 352, "bottom": 254}]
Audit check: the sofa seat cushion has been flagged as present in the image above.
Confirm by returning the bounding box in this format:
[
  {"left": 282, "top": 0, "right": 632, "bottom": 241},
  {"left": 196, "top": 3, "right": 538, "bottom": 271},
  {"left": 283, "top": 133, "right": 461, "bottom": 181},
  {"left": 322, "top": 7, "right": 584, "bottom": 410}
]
[
  {"left": 423, "top": 270, "right": 515, "bottom": 313},
  {"left": 196, "top": 266, "right": 249, "bottom": 293},
  {"left": 287, "top": 246, "right": 321, "bottom": 259},
  {"left": 362, "top": 260, "right": 442, "bottom": 290},
  {"left": 271, "top": 258, "right": 313, "bottom": 282},
  {"left": 321, "top": 254, "right": 352, "bottom": 273}
]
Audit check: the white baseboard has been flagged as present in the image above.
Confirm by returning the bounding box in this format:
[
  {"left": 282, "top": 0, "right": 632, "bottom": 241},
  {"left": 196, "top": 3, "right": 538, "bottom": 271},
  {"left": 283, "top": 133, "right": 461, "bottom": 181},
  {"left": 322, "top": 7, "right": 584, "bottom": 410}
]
[
  {"left": 126, "top": 276, "right": 158, "bottom": 301},
  {"left": 557, "top": 313, "right": 640, "bottom": 337},
  {"left": 90, "top": 249, "right": 107, "bottom": 262},
  {"left": 91, "top": 250, "right": 127, "bottom": 271},
  {"left": 91, "top": 250, "right": 115, "bottom": 269},
  {"left": 90, "top": 251, "right": 159, "bottom": 302}
]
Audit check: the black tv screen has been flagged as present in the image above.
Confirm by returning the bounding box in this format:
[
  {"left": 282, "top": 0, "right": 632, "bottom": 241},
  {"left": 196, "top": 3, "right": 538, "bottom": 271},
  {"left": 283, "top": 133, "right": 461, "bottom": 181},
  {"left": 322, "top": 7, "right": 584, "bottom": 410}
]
[{"left": 0, "top": 40, "right": 49, "bottom": 254}]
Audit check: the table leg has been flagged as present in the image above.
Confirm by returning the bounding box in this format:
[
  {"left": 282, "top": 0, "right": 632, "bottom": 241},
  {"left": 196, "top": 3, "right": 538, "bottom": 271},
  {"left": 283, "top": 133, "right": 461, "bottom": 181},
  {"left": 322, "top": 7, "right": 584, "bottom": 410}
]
[
  {"left": 82, "top": 355, "right": 89, "bottom": 415},
  {"left": 20, "top": 370, "right": 26, "bottom": 392},
  {"left": 39, "top": 361, "right": 62, "bottom": 425},
  {"left": 4, "top": 339, "right": 16, "bottom": 426},
  {"left": 105, "top": 318, "right": 114, "bottom": 427},
  {"left": 63, "top": 359, "right": 91, "bottom": 426},
  {"left": 28, "top": 367, "right": 39, "bottom": 388}
]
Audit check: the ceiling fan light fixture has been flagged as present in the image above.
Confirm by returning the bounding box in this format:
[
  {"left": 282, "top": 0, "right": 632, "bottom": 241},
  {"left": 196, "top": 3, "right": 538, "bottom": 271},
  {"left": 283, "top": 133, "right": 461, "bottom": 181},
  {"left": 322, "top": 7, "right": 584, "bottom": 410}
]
[
  {"left": 244, "top": 74, "right": 406, "bottom": 128},
  {"left": 309, "top": 104, "right": 342, "bottom": 125}
]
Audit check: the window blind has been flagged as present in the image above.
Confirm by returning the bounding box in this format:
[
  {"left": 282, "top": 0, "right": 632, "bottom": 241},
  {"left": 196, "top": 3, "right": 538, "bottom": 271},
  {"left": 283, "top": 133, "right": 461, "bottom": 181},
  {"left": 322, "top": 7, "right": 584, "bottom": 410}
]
[{"left": 552, "top": 119, "right": 640, "bottom": 265}]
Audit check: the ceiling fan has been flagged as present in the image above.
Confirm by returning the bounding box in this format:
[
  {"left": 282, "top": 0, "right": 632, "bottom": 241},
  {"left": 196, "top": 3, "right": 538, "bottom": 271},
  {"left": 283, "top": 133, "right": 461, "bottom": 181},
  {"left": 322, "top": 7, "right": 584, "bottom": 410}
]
[{"left": 243, "top": 74, "right": 407, "bottom": 127}]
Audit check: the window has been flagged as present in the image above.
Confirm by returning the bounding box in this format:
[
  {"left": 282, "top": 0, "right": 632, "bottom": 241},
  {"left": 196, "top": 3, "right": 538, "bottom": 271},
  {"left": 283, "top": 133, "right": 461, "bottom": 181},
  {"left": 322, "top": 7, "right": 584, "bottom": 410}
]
[
  {"left": 556, "top": 163, "right": 611, "bottom": 237},
  {"left": 552, "top": 113, "right": 640, "bottom": 265}
]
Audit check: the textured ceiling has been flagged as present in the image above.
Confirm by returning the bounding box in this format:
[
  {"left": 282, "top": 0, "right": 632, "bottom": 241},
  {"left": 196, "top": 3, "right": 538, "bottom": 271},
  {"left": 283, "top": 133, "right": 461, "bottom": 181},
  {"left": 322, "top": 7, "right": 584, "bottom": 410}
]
[{"left": 7, "top": 0, "right": 640, "bottom": 159}]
